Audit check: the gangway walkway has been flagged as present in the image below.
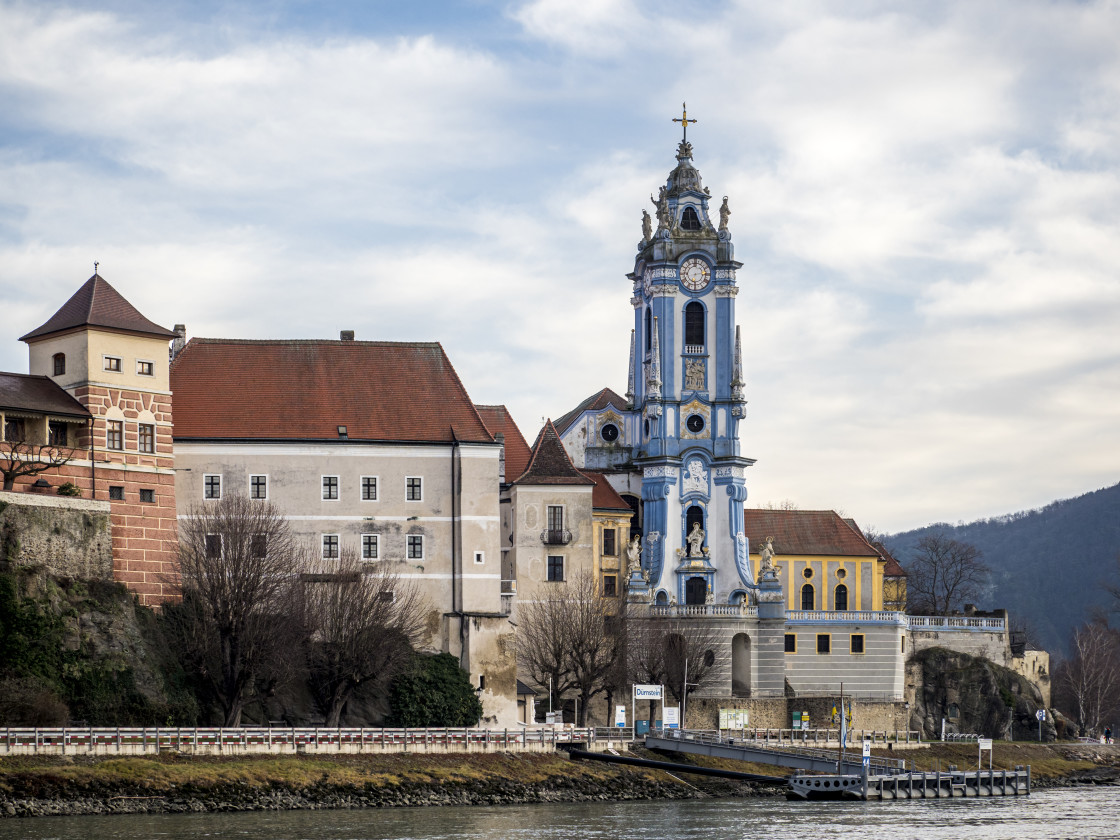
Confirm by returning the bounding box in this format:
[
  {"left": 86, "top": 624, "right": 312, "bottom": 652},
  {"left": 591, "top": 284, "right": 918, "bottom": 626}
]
[{"left": 646, "top": 730, "right": 908, "bottom": 775}]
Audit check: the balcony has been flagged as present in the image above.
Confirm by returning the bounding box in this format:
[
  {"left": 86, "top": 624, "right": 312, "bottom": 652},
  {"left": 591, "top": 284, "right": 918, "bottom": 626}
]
[
  {"left": 540, "top": 528, "right": 572, "bottom": 546},
  {"left": 683, "top": 344, "right": 705, "bottom": 355}
]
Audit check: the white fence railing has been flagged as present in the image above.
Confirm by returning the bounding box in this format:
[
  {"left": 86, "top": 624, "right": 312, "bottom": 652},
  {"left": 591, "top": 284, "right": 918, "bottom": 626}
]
[
  {"left": 650, "top": 603, "right": 758, "bottom": 618},
  {"left": 0, "top": 726, "right": 623, "bottom": 757},
  {"left": 786, "top": 610, "right": 907, "bottom": 625},
  {"left": 907, "top": 616, "right": 1006, "bottom": 631}
]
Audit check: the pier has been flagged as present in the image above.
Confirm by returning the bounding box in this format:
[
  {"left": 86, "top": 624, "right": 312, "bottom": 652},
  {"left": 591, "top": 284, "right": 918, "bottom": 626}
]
[{"left": 788, "top": 766, "right": 1031, "bottom": 800}]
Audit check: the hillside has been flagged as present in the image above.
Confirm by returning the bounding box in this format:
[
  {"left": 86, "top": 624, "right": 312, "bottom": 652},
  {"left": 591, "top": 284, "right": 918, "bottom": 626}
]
[{"left": 886, "top": 481, "right": 1120, "bottom": 656}]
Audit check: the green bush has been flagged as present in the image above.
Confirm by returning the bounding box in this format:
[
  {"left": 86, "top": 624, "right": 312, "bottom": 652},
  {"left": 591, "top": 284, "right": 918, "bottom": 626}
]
[
  {"left": 56, "top": 482, "right": 82, "bottom": 497},
  {"left": 386, "top": 653, "right": 482, "bottom": 727}
]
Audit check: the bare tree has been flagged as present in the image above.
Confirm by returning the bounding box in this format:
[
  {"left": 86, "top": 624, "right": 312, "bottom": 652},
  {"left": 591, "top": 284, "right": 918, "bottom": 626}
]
[
  {"left": 517, "top": 588, "right": 577, "bottom": 717},
  {"left": 906, "top": 532, "right": 989, "bottom": 615},
  {"left": 516, "top": 573, "right": 623, "bottom": 724},
  {"left": 0, "top": 421, "right": 75, "bottom": 491},
  {"left": 163, "top": 496, "right": 304, "bottom": 726},
  {"left": 1054, "top": 620, "right": 1120, "bottom": 736},
  {"left": 297, "top": 549, "right": 429, "bottom": 727},
  {"left": 626, "top": 612, "right": 722, "bottom": 716}
]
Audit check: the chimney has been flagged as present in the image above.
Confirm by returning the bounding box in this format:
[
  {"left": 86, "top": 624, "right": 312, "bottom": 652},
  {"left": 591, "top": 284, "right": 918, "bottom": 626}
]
[
  {"left": 495, "top": 432, "right": 506, "bottom": 483},
  {"left": 171, "top": 324, "right": 187, "bottom": 360},
  {"left": 340, "top": 330, "right": 355, "bottom": 341}
]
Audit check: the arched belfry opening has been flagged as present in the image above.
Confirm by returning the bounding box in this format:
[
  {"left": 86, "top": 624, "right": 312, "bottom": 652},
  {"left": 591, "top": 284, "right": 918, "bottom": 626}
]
[
  {"left": 684, "top": 301, "right": 705, "bottom": 348},
  {"left": 680, "top": 206, "right": 701, "bottom": 231}
]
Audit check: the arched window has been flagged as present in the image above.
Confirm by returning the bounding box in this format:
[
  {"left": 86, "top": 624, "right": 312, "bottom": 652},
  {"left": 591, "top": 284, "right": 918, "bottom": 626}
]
[
  {"left": 681, "top": 206, "right": 701, "bottom": 231},
  {"left": 645, "top": 308, "right": 652, "bottom": 354},
  {"left": 801, "top": 583, "right": 814, "bottom": 610},
  {"left": 52, "top": 353, "right": 65, "bottom": 376},
  {"left": 684, "top": 302, "right": 705, "bottom": 348},
  {"left": 834, "top": 584, "right": 848, "bottom": 612},
  {"left": 686, "top": 504, "right": 704, "bottom": 534}
]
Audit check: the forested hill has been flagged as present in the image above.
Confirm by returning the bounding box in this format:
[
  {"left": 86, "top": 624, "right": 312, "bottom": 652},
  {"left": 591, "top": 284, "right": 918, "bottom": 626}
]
[{"left": 885, "top": 481, "right": 1120, "bottom": 657}]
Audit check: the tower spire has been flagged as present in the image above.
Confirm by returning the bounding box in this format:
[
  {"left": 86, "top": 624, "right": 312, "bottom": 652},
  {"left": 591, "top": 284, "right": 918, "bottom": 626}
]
[
  {"left": 731, "top": 325, "right": 745, "bottom": 403},
  {"left": 646, "top": 316, "right": 662, "bottom": 400},
  {"left": 673, "top": 102, "right": 696, "bottom": 143},
  {"left": 626, "top": 328, "right": 636, "bottom": 406}
]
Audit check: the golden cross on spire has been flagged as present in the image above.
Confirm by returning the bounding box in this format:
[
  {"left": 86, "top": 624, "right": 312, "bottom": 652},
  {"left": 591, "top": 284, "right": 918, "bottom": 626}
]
[{"left": 673, "top": 102, "right": 696, "bottom": 142}]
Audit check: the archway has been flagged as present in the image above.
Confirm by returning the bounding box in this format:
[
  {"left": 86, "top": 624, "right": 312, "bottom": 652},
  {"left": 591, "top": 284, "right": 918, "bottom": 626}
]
[{"left": 732, "top": 633, "right": 751, "bottom": 697}]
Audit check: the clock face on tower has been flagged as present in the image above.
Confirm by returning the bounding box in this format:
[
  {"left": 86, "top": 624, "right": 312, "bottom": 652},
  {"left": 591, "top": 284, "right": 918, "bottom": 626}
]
[{"left": 681, "top": 258, "right": 710, "bottom": 291}]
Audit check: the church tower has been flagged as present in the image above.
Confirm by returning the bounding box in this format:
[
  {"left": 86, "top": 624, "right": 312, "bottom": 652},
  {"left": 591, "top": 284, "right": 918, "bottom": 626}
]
[{"left": 626, "top": 110, "right": 755, "bottom": 606}]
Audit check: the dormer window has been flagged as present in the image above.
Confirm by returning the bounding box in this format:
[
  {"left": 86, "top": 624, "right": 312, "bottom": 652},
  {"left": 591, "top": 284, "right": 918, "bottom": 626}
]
[
  {"left": 52, "top": 353, "right": 66, "bottom": 376},
  {"left": 681, "top": 206, "right": 701, "bottom": 231}
]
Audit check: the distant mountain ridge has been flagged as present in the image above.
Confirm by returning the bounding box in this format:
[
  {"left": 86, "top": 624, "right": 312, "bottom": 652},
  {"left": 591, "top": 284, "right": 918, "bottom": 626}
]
[{"left": 886, "top": 481, "right": 1120, "bottom": 656}]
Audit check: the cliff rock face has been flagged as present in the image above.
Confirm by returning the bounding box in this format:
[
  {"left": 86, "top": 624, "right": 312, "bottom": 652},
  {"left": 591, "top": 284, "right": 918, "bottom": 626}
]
[{"left": 907, "top": 647, "right": 1055, "bottom": 741}]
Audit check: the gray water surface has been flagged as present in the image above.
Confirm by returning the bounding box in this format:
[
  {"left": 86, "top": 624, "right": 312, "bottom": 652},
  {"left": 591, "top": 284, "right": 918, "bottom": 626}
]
[{"left": 0, "top": 786, "right": 1115, "bottom": 840}]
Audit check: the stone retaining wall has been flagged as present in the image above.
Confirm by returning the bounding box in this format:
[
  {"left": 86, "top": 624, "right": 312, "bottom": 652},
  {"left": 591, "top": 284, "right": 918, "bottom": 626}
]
[{"left": 0, "top": 491, "right": 112, "bottom": 579}]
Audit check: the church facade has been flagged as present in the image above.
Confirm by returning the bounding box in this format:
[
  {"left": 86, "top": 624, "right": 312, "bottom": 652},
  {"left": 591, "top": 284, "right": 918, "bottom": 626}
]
[{"left": 556, "top": 132, "right": 907, "bottom": 703}]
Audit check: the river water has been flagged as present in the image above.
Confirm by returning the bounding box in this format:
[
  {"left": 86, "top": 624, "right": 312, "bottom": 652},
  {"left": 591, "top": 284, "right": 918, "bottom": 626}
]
[{"left": 0, "top": 786, "right": 1115, "bottom": 840}]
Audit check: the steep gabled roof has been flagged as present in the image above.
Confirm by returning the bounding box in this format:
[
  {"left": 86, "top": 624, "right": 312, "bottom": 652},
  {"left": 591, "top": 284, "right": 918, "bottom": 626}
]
[
  {"left": 585, "top": 471, "right": 633, "bottom": 513},
  {"left": 513, "top": 420, "right": 595, "bottom": 486},
  {"left": 170, "top": 338, "right": 494, "bottom": 444},
  {"left": 553, "top": 387, "right": 628, "bottom": 436},
  {"left": 743, "top": 510, "right": 880, "bottom": 558},
  {"left": 880, "top": 546, "right": 907, "bottom": 577},
  {"left": 0, "top": 372, "right": 90, "bottom": 419},
  {"left": 475, "top": 404, "right": 533, "bottom": 483},
  {"left": 20, "top": 275, "right": 176, "bottom": 342}
]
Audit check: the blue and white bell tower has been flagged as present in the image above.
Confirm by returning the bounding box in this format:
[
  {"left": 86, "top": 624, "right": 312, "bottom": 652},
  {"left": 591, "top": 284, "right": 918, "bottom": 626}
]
[{"left": 626, "top": 108, "right": 756, "bottom": 607}]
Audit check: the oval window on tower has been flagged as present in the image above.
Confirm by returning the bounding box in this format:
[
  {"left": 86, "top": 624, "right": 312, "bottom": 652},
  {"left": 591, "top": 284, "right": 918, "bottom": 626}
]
[{"left": 601, "top": 423, "right": 619, "bottom": 442}]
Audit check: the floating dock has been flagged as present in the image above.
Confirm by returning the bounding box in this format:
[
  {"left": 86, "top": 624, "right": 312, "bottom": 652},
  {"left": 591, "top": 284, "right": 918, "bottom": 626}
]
[{"left": 788, "top": 766, "right": 1031, "bottom": 800}]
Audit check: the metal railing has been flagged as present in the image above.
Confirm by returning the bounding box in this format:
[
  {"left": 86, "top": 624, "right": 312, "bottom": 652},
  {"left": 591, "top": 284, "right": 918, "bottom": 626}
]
[
  {"left": 657, "top": 728, "right": 910, "bottom": 771},
  {"left": 0, "top": 726, "right": 612, "bottom": 757},
  {"left": 540, "top": 528, "right": 572, "bottom": 546},
  {"left": 715, "top": 726, "right": 922, "bottom": 745},
  {"left": 944, "top": 732, "right": 981, "bottom": 742}
]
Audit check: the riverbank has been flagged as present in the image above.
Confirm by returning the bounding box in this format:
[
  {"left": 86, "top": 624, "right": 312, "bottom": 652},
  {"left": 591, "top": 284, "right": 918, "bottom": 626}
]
[
  {"left": 1, "top": 742, "right": 1116, "bottom": 818},
  {"left": 0, "top": 750, "right": 760, "bottom": 818}
]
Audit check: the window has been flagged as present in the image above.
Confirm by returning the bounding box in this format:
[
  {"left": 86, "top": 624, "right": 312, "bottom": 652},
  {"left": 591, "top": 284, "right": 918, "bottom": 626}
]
[
  {"left": 407, "top": 535, "right": 424, "bottom": 559},
  {"left": 406, "top": 476, "right": 423, "bottom": 501},
  {"left": 52, "top": 353, "right": 65, "bottom": 376},
  {"left": 361, "top": 476, "right": 378, "bottom": 501},
  {"left": 603, "top": 575, "right": 617, "bottom": 597},
  {"left": 474, "top": 551, "right": 485, "bottom": 565},
  {"left": 547, "top": 505, "right": 564, "bottom": 531},
  {"left": 205, "top": 534, "right": 222, "bottom": 559},
  {"left": 850, "top": 634, "right": 865, "bottom": 654},
  {"left": 547, "top": 555, "right": 564, "bottom": 581},
  {"left": 601, "top": 423, "right": 619, "bottom": 442},
  {"left": 48, "top": 421, "right": 68, "bottom": 447},
  {"left": 203, "top": 474, "right": 222, "bottom": 500},
  {"left": 645, "top": 307, "right": 652, "bottom": 354},
  {"left": 362, "top": 534, "right": 379, "bottom": 560},
  {"left": 785, "top": 633, "right": 797, "bottom": 653},
  {"left": 322, "top": 475, "right": 339, "bottom": 500},
  {"left": 136, "top": 360, "right": 154, "bottom": 376},
  {"left": 109, "top": 485, "right": 124, "bottom": 501},
  {"left": 834, "top": 583, "right": 848, "bottom": 612},
  {"left": 602, "top": 528, "right": 617, "bottom": 556},
  {"left": 106, "top": 420, "right": 124, "bottom": 450},
  {"left": 322, "top": 534, "right": 339, "bottom": 559},
  {"left": 250, "top": 474, "right": 268, "bottom": 500},
  {"left": 680, "top": 205, "right": 701, "bottom": 231},
  {"left": 801, "top": 583, "right": 814, "bottom": 611},
  {"left": 816, "top": 634, "right": 831, "bottom": 654},
  {"left": 103, "top": 355, "right": 122, "bottom": 372},
  {"left": 3, "top": 417, "right": 25, "bottom": 441},
  {"left": 251, "top": 534, "right": 267, "bottom": 558},
  {"left": 139, "top": 488, "right": 155, "bottom": 503},
  {"left": 138, "top": 423, "right": 155, "bottom": 453},
  {"left": 684, "top": 301, "right": 705, "bottom": 347},
  {"left": 901, "top": 637, "right": 906, "bottom": 653}
]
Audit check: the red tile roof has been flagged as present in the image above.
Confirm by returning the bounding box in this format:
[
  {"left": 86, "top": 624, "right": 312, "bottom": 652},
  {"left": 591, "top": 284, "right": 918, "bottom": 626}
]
[
  {"left": 0, "top": 372, "right": 90, "bottom": 419},
  {"left": 743, "top": 510, "right": 880, "bottom": 558},
  {"left": 554, "top": 387, "right": 628, "bottom": 436},
  {"left": 20, "top": 274, "right": 176, "bottom": 342},
  {"left": 584, "top": 471, "right": 633, "bottom": 513},
  {"left": 475, "top": 405, "right": 532, "bottom": 483},
  {"left": 514, "top": 420, "right": 595, "bottom": 486},
  {"left": 170, "top": 338, "right": 494, "bottom": 443},
  {"left": 880, "top": 546, "right": 907, "bottom": 577}
]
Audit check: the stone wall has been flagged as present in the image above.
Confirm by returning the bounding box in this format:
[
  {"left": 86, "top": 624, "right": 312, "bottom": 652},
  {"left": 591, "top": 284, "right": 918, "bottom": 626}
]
[
  {"left": 908, "top": 628, "right": 1010, "bottom": 666},
  {"left": 683, "top": 695, "right": 908, "bottom": 732},
  {"left": 0, "top": 490, "right": 112, "bottom": 580}
]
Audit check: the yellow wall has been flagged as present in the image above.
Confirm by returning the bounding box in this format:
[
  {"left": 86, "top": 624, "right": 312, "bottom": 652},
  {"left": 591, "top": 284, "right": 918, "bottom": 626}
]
[
  {"left": 592, "top": 511, "right": 632, "bottom": 601},
  {"left": 28, "top": 328, "right": 171, "bottom": 393},
  {"left": 750, "top": 553, "right": 885, "bottom": 611}
]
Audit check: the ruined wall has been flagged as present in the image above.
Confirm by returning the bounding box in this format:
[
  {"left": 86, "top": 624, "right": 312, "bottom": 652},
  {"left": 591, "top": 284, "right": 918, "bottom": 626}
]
[
  {"left": 0, "top": 490, "right": 112, "bottom": 580},
  {"left": 683, "top": 696, "right": 909, "bottom": 732}
]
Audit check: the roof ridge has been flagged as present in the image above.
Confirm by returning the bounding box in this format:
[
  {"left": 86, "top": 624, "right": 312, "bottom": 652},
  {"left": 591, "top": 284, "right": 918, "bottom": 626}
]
[{"left": 188, "top": 337, "right": 443, "bottom": 347}]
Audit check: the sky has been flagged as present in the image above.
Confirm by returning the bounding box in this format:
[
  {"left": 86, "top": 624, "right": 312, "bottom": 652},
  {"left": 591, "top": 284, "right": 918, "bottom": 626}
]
[{"left": 1, "top": 0, "right": 1118, "bottom": 533}]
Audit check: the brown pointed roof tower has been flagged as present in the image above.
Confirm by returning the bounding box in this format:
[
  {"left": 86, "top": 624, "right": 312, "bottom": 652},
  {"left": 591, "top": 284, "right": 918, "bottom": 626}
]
[
  {"left": 20, "top": 274, "right": 175, "bottom": 342},
  {"left": 514, "top": 420, "right": 595, "bottom": 486}
]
